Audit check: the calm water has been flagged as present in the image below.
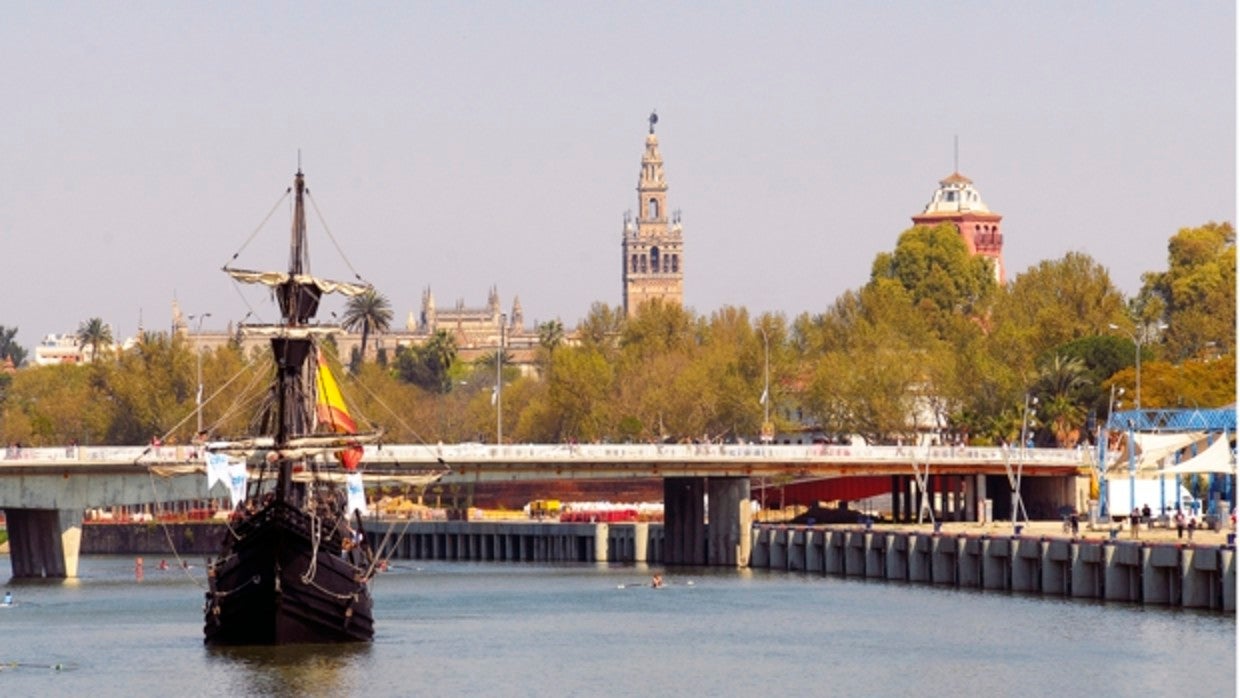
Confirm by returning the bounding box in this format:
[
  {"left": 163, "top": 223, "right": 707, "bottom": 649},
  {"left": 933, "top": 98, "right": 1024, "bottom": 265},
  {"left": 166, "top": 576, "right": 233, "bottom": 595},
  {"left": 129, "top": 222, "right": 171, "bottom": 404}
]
[{"left": 0, "top": 556, "right": 1234, "bottom": 697}]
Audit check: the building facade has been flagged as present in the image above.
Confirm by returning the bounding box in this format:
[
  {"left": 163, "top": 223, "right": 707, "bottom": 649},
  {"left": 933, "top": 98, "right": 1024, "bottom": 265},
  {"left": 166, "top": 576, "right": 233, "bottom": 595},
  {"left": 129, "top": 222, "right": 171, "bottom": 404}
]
[
  {"left": 911, "top": 171, "right": 1005, "bottom": 283},
  {"left": 622, "top": 112, "right": 684, "bottom": 317}
]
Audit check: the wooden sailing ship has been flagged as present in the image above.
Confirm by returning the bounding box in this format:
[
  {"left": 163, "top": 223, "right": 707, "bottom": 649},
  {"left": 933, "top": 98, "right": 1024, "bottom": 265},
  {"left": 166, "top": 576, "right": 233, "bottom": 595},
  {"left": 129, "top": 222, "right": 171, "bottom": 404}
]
[{"left": 203, "top": 169, "right": 383, "bottom": 645}]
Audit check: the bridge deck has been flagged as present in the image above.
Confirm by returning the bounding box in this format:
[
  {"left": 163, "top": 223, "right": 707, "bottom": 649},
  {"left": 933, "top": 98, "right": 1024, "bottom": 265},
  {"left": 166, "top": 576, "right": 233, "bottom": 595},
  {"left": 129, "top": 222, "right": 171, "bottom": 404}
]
[{"left": 1, "top": 443, "right": 1094, "bottom": 483}]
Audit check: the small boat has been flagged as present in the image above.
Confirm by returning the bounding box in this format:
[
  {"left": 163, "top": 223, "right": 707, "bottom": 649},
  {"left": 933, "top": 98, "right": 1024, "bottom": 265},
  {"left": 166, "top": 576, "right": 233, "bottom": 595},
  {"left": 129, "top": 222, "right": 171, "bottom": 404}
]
[{"left": 202, "top": 169, "right": 385, "bottom": 645}]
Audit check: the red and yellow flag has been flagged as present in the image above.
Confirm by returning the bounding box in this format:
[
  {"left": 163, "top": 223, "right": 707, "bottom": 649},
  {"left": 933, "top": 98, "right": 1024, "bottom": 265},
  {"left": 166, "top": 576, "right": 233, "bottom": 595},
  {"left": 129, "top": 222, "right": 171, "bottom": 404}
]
[{"left": 316, "top": 351, "right": 363, "bottom": 470}]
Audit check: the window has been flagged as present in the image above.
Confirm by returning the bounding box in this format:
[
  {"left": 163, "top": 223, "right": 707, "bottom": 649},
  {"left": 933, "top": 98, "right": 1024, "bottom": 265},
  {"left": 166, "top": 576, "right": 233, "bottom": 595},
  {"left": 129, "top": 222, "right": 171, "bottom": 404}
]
[
  {"left": 647, "top": 198, "right": 659, "bottom": 219},
  {"left": 650, "top": 247, "right": 661, "bottom": 274}
]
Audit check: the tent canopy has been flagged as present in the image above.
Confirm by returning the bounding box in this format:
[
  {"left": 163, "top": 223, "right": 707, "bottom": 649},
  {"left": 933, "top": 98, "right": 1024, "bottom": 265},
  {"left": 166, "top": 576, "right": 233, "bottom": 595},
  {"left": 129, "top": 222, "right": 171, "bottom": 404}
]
[{"left": 1160, "top": 433, "right": 1235, "bottom": 475}]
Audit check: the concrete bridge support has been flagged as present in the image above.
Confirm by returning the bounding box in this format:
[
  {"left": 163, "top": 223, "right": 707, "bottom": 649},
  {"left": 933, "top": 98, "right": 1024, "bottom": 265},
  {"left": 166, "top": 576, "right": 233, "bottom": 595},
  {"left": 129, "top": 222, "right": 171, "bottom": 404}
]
[
  {"left": 663, "top": 476, "right": 751, "bottom": 567},
  {"left": 706, "top": 477, "right": 752, "bottom": 567},
  {"left": 4, "top": 508, "right": 83, "bottom": 578},
  {"left": 663, "top": 477, "right": 705, "bottom": 565}
]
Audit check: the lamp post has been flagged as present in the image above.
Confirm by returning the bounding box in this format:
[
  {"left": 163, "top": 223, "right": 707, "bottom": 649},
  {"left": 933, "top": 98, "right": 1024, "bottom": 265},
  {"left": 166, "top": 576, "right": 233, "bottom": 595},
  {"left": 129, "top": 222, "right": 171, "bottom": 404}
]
[
  {"left": 1097, "top": 386, "right": 1124, "bottom": 518},
  {"left": 495, "top": 313, "right": 506, "bottom": 445},
  {"left": 759, "top": 325, "right": 771, "bottom": 443},
  {"left": 1012, "top": 394, "right": 1037, "bottom": 528},
  {"left": 189, "top": 313, "right": 211, "bottom": 434},
  {"left": 1108, "top": 322, "right": 1168, "bottom": 412}
]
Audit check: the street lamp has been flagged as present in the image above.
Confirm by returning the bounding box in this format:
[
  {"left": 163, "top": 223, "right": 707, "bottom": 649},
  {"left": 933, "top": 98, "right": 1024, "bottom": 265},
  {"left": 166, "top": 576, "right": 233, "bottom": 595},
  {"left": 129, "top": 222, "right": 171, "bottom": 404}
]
[
  {"left": 759, "top": 325, "right": 771, "bottom": 443},
  {"left": 495, "top": 313, "right": 506, "bottom": 445},
  {"left": 1097, "top": 386, "right": 1124, "bottom": 518},
  {"left": 189, "top": 313, "right": 211, "bottom": 434},
  {"left": 1011, "top": 394, "right": 1037, "bottom": 528},
  {"left": 1108, "top": 322, "right": 1168, "bottom": 412}
]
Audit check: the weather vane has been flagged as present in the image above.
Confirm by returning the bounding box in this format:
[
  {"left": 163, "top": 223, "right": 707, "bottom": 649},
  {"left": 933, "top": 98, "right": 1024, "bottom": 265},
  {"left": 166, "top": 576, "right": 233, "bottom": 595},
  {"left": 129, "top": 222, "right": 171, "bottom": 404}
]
[{"left": 649, "top": 110, "right": 658, "bottom": 134}]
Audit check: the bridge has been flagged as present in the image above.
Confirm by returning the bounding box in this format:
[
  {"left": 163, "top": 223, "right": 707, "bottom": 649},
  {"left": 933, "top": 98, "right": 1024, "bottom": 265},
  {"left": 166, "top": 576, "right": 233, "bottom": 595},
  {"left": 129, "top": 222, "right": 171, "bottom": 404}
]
[{"left": 1, "top": 442, "right": 1092, "bottom": 579}]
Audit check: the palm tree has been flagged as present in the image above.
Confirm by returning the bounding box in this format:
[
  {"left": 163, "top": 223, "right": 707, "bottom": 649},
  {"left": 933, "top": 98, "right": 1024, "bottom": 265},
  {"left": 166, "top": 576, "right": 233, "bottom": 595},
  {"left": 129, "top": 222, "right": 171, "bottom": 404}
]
[
  {"left": 340, "top": 288, "right": 393, "bottom": 364},
  {"left": 1035, "top": 354, "right": 1090, "bottom": 446},
  {"left": 426, "top": 330, "right": 458, "bottom": 393},
  {"left": 537, "top": 319, "right": 565, "bottom": 375},
  {"left": 76, "top": 317, "right": 113, "bottom": 363}
]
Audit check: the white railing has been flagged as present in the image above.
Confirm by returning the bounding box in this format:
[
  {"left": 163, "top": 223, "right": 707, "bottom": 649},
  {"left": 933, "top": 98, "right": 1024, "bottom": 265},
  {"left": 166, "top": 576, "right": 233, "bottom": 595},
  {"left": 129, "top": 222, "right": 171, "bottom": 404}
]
[{"left": 1, "top": 442, "right": 1095, "bottom": 467}]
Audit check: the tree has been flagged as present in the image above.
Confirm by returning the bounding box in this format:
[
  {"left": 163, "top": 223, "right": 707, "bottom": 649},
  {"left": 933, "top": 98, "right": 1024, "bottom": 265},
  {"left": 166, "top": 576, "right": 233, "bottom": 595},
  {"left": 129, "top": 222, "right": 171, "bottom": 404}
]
[
  {"left": 1137, "top": 221, "right": 1236, "bottom": 361},
  {"left": 0, "top": 326, "right": 28, "bottom": 367},
  {"left": 536, "top": 319, "right": 566, "bottom": 375},
  {"left": 870, "top": 223, "right": 995, "bottom": 322},
  {"left": 0, "top": 364, "right": 113, "bottom": 445},
  {"left": 800, "top": 283, "right": 941, "bottom": 444},
  {"left": 340, "top": 288, "right": 393, "bottom": 363},
  {"left": 576, "top": 302, "right": 625, "bottom": 356},
  {"left": 1033, "top": 354, "right": 1090, "bottom": 446},
  {"left": 75, "top": 317, "right": 113, "bottom": 363},
  {"left": 394, "top": 330, "right": 457, "bottom": 394}
]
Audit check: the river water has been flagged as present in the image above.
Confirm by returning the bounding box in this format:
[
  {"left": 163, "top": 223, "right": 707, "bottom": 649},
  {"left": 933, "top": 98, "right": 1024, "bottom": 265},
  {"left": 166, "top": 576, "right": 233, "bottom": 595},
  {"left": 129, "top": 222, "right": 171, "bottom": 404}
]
[{"left": 0, "top": 556, "right": 1234, "bottom": 697}]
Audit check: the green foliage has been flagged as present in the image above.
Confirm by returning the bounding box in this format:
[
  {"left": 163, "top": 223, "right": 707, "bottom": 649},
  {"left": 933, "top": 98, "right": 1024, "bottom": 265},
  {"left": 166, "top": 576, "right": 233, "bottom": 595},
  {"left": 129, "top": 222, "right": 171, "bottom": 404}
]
[
  {"left": 870, "top": 223, "right": 995, "bottom": 321},
  {"left": 0, "top": 220, "right": 1231, "bottom": 449},
  {"left": 394, "top": 330, "right": 457, "bottom": 394},
  {"left": 1137, "top": 221, "right": 1236, "bottom": 361},
  {"left": 0, "top": 326, "right": 28, "bottom": 367}
]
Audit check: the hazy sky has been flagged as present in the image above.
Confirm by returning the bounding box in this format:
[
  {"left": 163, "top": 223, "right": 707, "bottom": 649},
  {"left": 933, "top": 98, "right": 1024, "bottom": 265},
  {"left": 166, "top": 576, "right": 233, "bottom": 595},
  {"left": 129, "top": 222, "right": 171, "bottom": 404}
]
[{"left": 2, "top": 2, "right": 1234, "bottom": 351}]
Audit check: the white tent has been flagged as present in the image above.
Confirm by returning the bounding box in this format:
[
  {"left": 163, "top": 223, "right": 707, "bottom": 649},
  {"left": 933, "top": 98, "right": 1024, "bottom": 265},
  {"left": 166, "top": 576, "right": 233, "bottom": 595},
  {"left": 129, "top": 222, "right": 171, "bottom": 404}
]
[
  {"left": 1160, "top": 432, "right": 1235, "bottom": 475},
  {"left": 1110, "top": 431, "right": 1205, "bottom": 475}
]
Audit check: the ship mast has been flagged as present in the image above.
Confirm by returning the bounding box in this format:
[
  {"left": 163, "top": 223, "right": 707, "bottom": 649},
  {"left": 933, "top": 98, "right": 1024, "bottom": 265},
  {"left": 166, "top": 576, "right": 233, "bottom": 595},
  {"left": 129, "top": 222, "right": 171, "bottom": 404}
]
[{"left": 273, "top": 169, "right": 319, "bottom": 500}]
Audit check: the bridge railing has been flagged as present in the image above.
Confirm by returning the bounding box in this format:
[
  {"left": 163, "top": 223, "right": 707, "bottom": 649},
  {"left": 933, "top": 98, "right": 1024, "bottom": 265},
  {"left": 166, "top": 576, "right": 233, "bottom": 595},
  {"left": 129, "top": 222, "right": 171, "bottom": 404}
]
[
  {"left": 362, "top": 442, "right": 1093, "bottom": 466},
  {"left": 1, "top": 442, "right": 1095, "bottom": 467},
  {"left": 2, "top": 445, "right": 198, "bottom": 463}
]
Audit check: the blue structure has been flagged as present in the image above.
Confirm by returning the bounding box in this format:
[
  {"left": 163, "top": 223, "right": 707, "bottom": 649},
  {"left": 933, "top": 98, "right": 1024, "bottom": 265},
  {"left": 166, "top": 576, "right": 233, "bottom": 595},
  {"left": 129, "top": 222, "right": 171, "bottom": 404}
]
[{"left": 1099, "top": 407, "right": 1236, "bottom": 518}]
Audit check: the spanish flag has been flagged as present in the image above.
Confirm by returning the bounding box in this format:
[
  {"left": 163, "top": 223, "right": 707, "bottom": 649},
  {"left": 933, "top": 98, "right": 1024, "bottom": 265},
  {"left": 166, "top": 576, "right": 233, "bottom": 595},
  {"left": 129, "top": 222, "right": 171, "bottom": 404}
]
[{"left": 316, "top": 351, "right": 363, "bottom": 470}]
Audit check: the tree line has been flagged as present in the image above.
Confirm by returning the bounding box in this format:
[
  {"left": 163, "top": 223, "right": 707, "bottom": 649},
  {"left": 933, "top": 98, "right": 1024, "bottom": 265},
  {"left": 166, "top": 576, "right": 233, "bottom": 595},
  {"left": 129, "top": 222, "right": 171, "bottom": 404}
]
[{"left": 0, "top": 221, "right": 1233, "bottom": 449}]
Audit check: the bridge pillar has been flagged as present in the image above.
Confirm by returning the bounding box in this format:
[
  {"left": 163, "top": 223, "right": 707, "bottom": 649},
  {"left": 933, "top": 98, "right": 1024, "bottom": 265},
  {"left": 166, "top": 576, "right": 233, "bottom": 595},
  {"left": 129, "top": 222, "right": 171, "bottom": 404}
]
[
  {"left": 663, "top": 477, "right": 706, "bottom": 565},
  {"left": 706, "top": 477, "right": 752, "bottom": 567},
  {"left": 4, "top": 508, "right": 84, "bottom": 578}
]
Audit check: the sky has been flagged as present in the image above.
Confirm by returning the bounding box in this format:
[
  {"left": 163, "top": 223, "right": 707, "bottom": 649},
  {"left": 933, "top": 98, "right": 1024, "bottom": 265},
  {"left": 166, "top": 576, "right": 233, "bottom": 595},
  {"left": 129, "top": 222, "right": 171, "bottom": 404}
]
[{"left": 1, "top": 2, "right": 1235, "bottom": 352}]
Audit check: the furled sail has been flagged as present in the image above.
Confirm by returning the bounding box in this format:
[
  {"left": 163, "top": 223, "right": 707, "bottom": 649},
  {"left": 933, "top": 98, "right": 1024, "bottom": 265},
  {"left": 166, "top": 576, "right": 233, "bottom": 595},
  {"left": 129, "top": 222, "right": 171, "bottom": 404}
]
[{"left": 224, "top": 268, "right": 371, "bottom": 296}]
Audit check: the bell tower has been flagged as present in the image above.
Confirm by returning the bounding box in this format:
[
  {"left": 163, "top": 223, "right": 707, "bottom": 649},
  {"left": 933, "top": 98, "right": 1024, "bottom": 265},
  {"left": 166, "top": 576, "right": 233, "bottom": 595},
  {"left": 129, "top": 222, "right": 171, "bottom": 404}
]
[
  {"left": 911, "top": 171, "right": 1006, "bottom": 283},
  {"left": 623, "top": 112, "right": 684, "bottom": 317}
]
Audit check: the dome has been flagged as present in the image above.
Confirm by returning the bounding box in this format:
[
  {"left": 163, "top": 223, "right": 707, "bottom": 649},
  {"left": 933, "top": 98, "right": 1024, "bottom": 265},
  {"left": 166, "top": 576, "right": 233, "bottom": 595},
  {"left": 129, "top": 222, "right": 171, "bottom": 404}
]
[{"left": 921, "top": 171, "right": 990, "bottom": 214}]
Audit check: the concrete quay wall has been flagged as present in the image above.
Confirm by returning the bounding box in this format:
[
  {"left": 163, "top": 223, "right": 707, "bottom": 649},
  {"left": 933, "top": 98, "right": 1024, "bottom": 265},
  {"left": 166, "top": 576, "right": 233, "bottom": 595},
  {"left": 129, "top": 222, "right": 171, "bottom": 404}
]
[
  {"left": 370, "top": 520, "right": 664, "bottom": 565},
  {"left": 370, "top": 521, "right": 1232, "bottom": 612},
  {"left": 62, "top": 521, "right": 1234, "bottom": 613},
  {"left": 750, "top": 525, "right": 1235, "bottom": 612}
]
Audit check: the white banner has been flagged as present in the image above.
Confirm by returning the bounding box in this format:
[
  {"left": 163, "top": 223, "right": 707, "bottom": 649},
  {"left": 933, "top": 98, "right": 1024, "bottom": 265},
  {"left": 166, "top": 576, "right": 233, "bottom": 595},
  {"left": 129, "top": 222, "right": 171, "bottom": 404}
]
[
  {"left": 227, "top": 461, "right": 248, "bottom": 507},
  {"left": 206, "top": 452, "right": 230, "bottom": 491},
  {"left": 346, "top": 472, "right": 368, "bottom": 517}
]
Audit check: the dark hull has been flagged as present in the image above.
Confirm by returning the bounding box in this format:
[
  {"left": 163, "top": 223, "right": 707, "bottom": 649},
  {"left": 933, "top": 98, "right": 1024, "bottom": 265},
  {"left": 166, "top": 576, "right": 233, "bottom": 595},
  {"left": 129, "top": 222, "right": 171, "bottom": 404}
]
[{"left": 204, "top": 500, "right": 374, "bottom": 645}]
